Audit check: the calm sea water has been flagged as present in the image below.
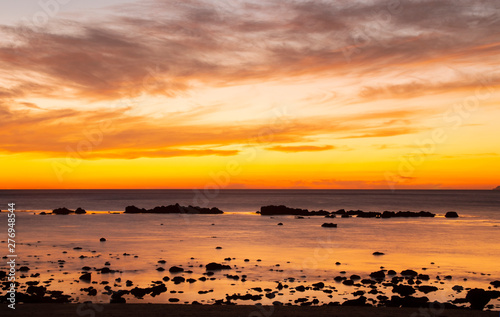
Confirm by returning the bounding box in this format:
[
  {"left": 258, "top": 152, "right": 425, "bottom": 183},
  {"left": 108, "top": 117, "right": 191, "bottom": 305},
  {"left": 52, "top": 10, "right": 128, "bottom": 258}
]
[
  {"left": 1, "top": 189, "right": 500, "bottom": 217},
  {"left": 0, "top": 190, "right": 499, "bottom": 307}
]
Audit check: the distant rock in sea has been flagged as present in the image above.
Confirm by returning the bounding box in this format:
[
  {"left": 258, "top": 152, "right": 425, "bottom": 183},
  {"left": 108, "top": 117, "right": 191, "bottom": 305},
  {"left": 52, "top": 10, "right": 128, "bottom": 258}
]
[
  {"left": 259, "top": 205, "right": 329, "bottom": 216},
  {"left": 445, "top": 211, "right": 459, "bottom": 218},
  {"left": 124, "top": 203, "right": 223, "bottom": 214},
  {"left": 494, "top": 186, "right": 500, "bottom": 190},
  {"left": 52, "top": 207, "right": 86, "bottom": 215}
]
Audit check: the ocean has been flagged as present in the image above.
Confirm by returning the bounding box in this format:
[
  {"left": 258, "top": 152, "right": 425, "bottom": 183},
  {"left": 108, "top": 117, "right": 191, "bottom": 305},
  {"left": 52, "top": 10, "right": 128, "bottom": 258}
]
[{"left": 0, "top": 190, "right": 499, "bottom": 308}]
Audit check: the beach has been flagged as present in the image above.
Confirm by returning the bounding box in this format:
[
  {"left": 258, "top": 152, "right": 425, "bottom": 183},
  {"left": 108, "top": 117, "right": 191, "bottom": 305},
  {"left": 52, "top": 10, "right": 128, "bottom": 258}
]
[{"left": 0, "top": 304, "right": 498, "bottom": 317}]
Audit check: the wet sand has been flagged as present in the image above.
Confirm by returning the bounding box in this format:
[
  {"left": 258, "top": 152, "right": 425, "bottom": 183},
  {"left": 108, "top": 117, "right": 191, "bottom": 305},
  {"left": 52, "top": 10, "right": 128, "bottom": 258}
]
[{"left": 0, "top": 304, "right": 498, "bottom": 317}]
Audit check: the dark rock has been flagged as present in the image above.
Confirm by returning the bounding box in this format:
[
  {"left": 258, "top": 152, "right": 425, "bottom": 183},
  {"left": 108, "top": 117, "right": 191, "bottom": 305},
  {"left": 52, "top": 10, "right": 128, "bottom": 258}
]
[
  {"left": 445, "top": 211, "right": 459, "bottom": 218},
  {"left": 490, "top": 280, "right": 500, "bottom": 288},
  {"left": 372, "top": 252, "right": 385, "bottom": 256},
  {"left": 466, "top": 288, "right": 491, "bottom": 310},
  {"left": 342, "top": 296, "right": 369, "bottom": 306},
  {"left": 401, "top": 269, "right": 418, "bottom": 277},
  {"left": 169, "top": 266, "right": 184, "bottom": 273},
  {"left": 312, "top": 282, "right": 325, "bottom": 289},
  {"left": 417, "top": 285, "right": 438, "bottom": 294},
  {"left": 343, "top": 280, "right": 354, "bottom": 286},
  {"left": 417, "top": 274, "right": 430, "bottom": 281},
  {"left": 321, "top": 223, "right": 337, "bottom": 228},
  {"left": 172, "top": 276, "right": 185, "bottom": 284},
  {"left": 260, "top": 205, "right": 329, "bottom": 216},
  {"left": 0, "top": 271, "right": 6, "bottom": 279},
  {"left": 205, "top": 262, "right": 231, "bottom": 271},
  {"left": 19, "top": 266, "right": 30, "bottom": 272},
  {"left": 277, "top": 223, "right": 283, "bottom": 226},
  {"left": 100, "top": 238, "right": 106, "bottom": 242},
  {"left": 79, "top": 273, "right": 91, "bottom": 281},
  {"left": 392, "top": 285, "right": 416, "bottom": 297},
  {"left": 52, "top": 207, "right": 73, "bottom": 215},
  {"left": 350, "top": 275, "right": 361, "bottom": 280},
  {"left": 369, "top": 270, "right": 385, "bottom": 280},
  {"left": 125, "top": 204, "right": 223, "bottom": 214},
  {"left": 75, "top": 208, "right": 86, "bottom": 214},
  {"left": 452, "top": 285, "right": 464, "bottom": 292}
]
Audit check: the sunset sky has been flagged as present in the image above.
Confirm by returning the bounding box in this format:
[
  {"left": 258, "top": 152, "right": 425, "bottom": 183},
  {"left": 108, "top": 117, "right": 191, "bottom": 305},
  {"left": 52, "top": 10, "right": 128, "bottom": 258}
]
[{"left": 0, "top": 0, "right": 499, "bottom": 189}]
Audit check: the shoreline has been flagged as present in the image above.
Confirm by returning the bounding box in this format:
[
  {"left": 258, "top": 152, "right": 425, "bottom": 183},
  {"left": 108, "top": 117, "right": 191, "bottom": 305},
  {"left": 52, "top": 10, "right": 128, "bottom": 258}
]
[{"left": 0, "top": 304, "right": 498, "bottom": 317}]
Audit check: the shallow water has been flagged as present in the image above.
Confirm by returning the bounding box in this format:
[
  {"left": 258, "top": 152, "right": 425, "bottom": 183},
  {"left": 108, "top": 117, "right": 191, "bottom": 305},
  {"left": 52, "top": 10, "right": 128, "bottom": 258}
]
[{"left": 1, "top": 210, "right": 499, "bottom": 308}]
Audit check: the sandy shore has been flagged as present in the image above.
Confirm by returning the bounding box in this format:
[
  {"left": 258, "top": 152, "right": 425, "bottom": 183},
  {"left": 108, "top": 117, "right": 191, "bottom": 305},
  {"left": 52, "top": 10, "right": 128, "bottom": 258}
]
[{"left": 0, "top": 304, "right": 497, "bottom": 317}]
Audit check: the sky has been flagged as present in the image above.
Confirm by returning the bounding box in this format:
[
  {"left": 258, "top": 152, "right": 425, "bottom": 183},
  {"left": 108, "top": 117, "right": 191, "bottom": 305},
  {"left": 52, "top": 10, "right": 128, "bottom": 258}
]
[{"left": 0, "top": 0, "right": 499, "bottom": 189}]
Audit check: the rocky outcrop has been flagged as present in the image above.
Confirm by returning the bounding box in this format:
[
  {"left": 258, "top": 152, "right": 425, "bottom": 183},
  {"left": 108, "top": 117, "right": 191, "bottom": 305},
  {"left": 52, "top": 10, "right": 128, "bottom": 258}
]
[
  {"left": 52, "top": 207, "right": 86, "bottom": 215},
  {"left": 124, "top": 203, "right": 223, "bottom": 214},
  {"left": 259, "top": 205, "right": 328, "bottom": 216},
  {"left": 445, "top": 211, "right": 459, "bottom": 218}
]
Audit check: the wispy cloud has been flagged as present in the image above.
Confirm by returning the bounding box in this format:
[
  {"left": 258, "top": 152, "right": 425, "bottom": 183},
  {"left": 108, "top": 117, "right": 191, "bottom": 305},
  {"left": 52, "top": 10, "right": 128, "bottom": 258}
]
[{"left": 266, "top": 145, "right": 335, "bottom": 153}]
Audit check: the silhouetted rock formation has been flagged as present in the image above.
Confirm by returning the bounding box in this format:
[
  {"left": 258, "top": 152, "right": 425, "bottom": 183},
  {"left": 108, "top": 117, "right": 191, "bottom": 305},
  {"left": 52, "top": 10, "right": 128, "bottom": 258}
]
[
  {"left": 494, "top": 186, "right": 500, "bottom": 190},
  {"left": 52, "top": 207, "right": 86, "bottom": 215},
  {"left": 321, "top": 223, "right": 337, "bottom": 228},
  {"left": 259, "top": 205, "right": 329, "bottom": 216},
  {"left": 445, "top": 211, "right": 459, "bottom": 218},
  {"left": 205, "top": 262, "right": 231, "bottom": 271},
  {"left": 124, "top": 203, "right": 223, "bottom": 214},
  {"left": 466, "top": 288, "right": 491, "bottom": 310}
]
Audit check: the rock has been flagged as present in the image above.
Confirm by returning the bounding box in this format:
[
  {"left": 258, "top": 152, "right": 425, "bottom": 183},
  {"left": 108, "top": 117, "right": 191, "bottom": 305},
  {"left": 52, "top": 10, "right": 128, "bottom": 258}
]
[
  {"left": 169, "top": 298, "right": 180, "bottom": 302},
  {"left": 156, "top": 267, "right": 165, "bottom": 272},
  {"left": 124, "top": 204, "right": 223, "bottom": 214},
  {"left": 490, "top": 280, "right": 500, "bottom": 288},
  {"left": 321, "top": 223, "right": 337, "bottom": 228},
  {"left": 75, "top": 208, "right": 86, "bottom": 214},
  {"left": 417, "top": 274, "right": 430, "bottom": 280},
  {"left": 100, "top": 238, "right": 106, "bottom": 242},
  {"left": 52, "top": 207, "right": 73, "bottom": 215},
  {"left": 172, "top": 276, "right": 185, "bottom": 284},
  {"left": 259, "top": 205, "right": 329, "bottom": 216},
  {"left": 392, "top": 285, "right": 416, "bottom": 297},
  {"left": 277, "top": 223, "right": 283, "bottom": 226},
  {"left": 312, "top": 282, "right": 325, "bottom": 289},
  {"left": 445, "top": 211, "right": 459, "bottom": 218},
  {"left": 295, "top": 285, "right": 306, "bottom": 292},
  {"left": 0, "top": 271, "right": 7, "bottom": 279},
  {"left": 417, "top": 285, "right": 438, "bottom": 294},
  {"left": 342, "top": 296, "right": 369, "bottom": 306},
  {"left": 215, "top": 246, "right": 222, "bottom": 249},
  {"left": 169, "top": 266, "right": 184, "bottom": 273},
  {"left": 205, "top": 262, "right": 231, "bottom": 271},
  {"left": 369, "top": 270, "right": 386, "bottom": 280},
  {"left": 372, "top": 252, "right": 385, "bottom": 256},
  {"left": 466, "top": 288, "right": 491, "bottom": 310},
  {"left": 401, "top": 269, "right": 418, "bottom": 277},
  {"left": 452, "top": 285, "right": 464, "bottom": 292},
  {"left": 350, "top": 275, "right": 361, "bottom": 280},
  {"left": 19, "top": 266, "right": 30, "bottom": 272},
  {"left": 79, "top": 273, "right": 92, "bottom": 281}
]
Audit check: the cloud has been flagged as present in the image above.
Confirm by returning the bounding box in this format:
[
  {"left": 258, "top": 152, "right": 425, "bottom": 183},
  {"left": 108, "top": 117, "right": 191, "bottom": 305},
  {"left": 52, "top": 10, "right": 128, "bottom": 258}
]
[
  {"left": 266, "top": 145, "right": 335, "bottom": 153},
  {"left": 0, "top": 0, "right": 498, "bottom": 102}
]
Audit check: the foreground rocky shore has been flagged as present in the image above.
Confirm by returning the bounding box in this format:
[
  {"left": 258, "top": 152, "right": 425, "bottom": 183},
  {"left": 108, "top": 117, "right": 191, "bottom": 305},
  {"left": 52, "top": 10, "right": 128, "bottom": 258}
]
[{"left": 0, "top": 304, "right": 498, "bottom": 317}]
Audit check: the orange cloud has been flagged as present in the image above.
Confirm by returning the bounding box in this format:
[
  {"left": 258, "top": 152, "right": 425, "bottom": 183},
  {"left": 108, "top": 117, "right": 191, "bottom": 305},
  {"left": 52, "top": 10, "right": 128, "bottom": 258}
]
[{"left": 266, "top": 145, "right": 335, "bottom": 153}]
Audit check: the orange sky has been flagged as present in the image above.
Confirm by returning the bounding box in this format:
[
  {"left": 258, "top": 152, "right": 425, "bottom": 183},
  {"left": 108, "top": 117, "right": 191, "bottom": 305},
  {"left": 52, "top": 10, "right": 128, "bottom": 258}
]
[{"left": 0, "top": 0, "right": 499, "bottom": 189}]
